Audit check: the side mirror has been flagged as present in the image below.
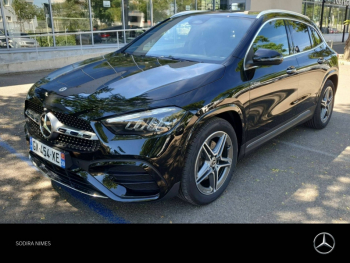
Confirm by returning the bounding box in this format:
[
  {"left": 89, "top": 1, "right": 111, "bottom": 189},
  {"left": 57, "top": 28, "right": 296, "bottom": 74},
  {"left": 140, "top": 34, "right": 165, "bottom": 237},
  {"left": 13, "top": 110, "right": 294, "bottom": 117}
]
[{"left": 252, "top": 48, "right": 284, "bottom": 66}]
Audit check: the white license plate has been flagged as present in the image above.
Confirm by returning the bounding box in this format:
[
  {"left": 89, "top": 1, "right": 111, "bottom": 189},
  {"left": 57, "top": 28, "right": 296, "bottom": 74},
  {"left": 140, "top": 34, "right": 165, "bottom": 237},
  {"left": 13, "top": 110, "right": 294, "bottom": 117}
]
[{"left": 30, "top": 137, "right": 65, "bottom": 168}]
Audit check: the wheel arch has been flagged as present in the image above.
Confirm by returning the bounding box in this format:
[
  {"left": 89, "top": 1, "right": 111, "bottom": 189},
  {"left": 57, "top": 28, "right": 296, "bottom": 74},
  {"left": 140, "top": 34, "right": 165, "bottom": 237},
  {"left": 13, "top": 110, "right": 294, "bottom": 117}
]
[
  {"left": 327, "top": 74, "right": 338, "bottom": 94},
  {"left": 320, "top": 69, "right": 338, "bottom": 96},
  {"left": 183, "top": 104, "right": 246, "bottom": 158}
]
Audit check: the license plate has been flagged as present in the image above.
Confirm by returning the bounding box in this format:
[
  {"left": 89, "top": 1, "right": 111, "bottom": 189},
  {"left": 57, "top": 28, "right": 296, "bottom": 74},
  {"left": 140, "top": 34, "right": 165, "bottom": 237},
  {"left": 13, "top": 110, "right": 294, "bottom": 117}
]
[{"left": 30, "top": 137, "right": 65, "bottom": 168}]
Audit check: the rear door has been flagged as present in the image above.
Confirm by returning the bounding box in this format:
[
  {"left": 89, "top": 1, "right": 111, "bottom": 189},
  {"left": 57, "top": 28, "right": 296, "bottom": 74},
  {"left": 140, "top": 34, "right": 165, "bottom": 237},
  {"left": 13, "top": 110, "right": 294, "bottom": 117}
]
[
  {"left": 247, "top": 19, "right": 299, "bottom": 142},
  {"left": 286, "top": 20, "right": 329, "bottom": 115}
]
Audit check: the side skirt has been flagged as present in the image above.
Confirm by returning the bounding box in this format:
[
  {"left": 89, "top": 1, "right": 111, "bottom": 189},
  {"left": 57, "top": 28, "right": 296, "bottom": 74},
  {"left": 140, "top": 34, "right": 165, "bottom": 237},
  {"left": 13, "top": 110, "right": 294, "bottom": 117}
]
[{"left": 244, "top": 107, "right": 315, "bottom": 155}]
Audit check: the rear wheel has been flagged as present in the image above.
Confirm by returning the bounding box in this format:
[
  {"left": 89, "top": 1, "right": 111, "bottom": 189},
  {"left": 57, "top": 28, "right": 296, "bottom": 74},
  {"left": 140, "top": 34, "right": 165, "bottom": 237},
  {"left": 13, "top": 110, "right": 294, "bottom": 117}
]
[
  {"left": 304, "top": 80, "right": 335, "bottom": 129},
  {"left": 178, "top": 117, "right": 238, "bottom": 205}
]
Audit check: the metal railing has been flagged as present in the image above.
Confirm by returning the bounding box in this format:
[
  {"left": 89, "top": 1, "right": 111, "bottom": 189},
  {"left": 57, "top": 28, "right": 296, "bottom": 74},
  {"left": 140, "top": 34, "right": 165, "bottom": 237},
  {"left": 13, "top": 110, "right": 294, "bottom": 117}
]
[{"left": 0, "top": 28, "right": 149, "bottom": 54}]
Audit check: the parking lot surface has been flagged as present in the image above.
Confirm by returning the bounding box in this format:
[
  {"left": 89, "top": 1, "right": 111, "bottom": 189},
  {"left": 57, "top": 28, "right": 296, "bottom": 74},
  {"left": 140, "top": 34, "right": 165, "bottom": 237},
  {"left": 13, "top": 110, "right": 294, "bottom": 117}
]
[{"left": 0, "top": 65, "right": 350, "bottom": 223}]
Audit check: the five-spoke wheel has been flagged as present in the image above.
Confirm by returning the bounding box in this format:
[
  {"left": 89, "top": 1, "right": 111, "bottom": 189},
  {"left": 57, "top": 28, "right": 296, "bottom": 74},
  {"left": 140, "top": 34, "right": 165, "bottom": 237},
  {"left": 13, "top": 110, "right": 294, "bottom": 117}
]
[
  {"left": 195, "top": 131, "right": 233, "bottom": 195},
  {"left": 320, "top": 86, "right": 334, "bottom": 123},
  {"left": 178, "top": 117, "right": 238, "bottom": 205},
  {"left": 305, "top": 80, "right": 335, "bottom": 129}
]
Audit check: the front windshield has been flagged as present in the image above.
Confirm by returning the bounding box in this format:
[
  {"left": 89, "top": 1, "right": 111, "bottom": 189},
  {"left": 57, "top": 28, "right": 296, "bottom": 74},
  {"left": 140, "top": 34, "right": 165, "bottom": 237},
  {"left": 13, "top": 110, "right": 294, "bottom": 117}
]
[{"left": 125, "top": 15, "right": 253, "bottom": 63}]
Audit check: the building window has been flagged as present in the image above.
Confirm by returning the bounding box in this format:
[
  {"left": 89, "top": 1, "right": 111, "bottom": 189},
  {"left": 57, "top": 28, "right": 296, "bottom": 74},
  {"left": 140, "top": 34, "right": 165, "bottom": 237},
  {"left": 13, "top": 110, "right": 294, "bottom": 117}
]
[
  {"left": 51, "top": 0, "right": 91, "bottom": 46},
  {"left": 91, "top": 0, "right": 124, "bottom": 45},
  {"left": 124, "top": 0, "right": 151, "bottom": 43},
  {"left": 153, "top": 0, "right": 174, "bottom": 25},
  {"left": 216, "top": 0, "right": 246, "bottom": 11},
  {"left": 302, "top": 0, "right": 350, "bottom": 34},
  {"left": 0, "top": 0, "right": 212, "bottom": 51},
  {"left": 198, "top": 0, "right": 214, "bottom": 10},
  {"left": 175, "top": 0, "right": 196, "bottom": 13}
]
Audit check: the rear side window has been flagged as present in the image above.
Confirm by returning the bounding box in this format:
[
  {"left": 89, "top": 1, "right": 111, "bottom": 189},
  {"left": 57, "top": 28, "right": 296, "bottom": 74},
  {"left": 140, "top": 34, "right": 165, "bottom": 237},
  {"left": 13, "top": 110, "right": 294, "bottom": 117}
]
[
  {"left": 309, "top": 26, "right": 323, "bottom": 47},
  {"left": 252, "top": 19, "right": 290, "bottom": 57},
  {"left": 287, "top": 21, "right": 312, "bottom": 53}
]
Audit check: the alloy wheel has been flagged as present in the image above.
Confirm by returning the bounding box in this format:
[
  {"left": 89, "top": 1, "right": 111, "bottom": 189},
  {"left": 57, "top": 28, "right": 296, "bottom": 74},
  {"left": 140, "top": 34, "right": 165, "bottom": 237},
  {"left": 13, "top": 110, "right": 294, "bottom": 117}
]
[
  {"left": 320, "top": 86, "right": 334, "bottom": 123},
  {"left": 194, "top": 131, "right": 233, "bottom": 195}
]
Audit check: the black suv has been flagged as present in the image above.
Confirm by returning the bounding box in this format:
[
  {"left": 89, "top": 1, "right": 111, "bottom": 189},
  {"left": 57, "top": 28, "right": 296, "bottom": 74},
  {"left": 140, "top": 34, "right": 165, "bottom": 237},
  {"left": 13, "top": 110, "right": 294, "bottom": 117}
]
[{"left": 25, "top": 10, "right": 339, "bottom": 205}]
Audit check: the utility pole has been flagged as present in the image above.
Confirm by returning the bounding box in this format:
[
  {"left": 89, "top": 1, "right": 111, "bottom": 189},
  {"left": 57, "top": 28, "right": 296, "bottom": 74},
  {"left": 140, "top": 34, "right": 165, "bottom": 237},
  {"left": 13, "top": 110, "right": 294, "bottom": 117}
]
[
  {"left": 343, "top": 4, "right": 349, "bottom": 42},
  {"left": 320, "top": 0, "right": 326, "bottom": 32}
]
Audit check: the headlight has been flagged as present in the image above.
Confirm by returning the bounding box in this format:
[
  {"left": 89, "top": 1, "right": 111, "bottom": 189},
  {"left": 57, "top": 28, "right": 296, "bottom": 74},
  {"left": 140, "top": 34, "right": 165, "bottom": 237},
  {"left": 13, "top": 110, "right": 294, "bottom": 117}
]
[{"left": 102, "top": 107, "right": 186, "bottom": 137}]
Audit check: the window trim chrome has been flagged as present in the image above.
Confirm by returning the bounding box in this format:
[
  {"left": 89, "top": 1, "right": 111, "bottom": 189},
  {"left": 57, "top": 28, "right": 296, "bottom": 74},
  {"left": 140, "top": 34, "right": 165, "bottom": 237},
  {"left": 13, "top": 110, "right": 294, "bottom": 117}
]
[{"left": 243, "top": 17, "right": 331, "bottom": 71}]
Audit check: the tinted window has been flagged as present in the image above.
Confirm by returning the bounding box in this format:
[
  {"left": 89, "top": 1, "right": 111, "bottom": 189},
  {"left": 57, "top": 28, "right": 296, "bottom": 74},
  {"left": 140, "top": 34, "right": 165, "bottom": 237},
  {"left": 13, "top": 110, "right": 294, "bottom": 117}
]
[
  {"left": 309, "top": 26, "right": 323, "bottom": 47},
  {"left": 252, "top": 20, "right": 290, "bottom": 57},
  {"left": 125, "top": 15, "right": 253, "bottom": 63},
  {"left": 287, "top": 21, "right": 312, "bottom": 53}
]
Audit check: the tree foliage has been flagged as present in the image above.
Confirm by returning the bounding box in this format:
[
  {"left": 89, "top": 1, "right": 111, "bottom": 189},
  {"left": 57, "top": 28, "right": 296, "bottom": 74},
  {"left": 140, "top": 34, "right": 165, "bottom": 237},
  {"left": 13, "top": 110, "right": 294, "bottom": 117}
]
[
  {"left": 11, "top": 0, "right": 39, "bottom": 32},
  {"left": 51, "top": 0, "right": 90, "bottom": 32}
]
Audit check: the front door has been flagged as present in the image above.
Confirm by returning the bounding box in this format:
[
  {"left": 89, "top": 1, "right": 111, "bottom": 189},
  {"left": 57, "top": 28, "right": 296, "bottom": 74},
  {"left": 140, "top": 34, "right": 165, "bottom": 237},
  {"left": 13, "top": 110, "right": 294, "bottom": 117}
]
[{"left": 246, "top": 19, "right": 299, "bottom": 143}]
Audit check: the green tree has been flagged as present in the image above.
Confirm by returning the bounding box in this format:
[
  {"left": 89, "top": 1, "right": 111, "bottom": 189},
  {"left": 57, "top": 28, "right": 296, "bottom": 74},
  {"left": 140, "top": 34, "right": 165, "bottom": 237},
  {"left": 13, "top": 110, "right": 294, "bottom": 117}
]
[
  {"left": 51, "top": 0, "right": 90, "bottom": 32},
  {"left": 11, "top": 0, "right": 38, "bottom": 32},
  {"left": 152, "top": 0, "right": 173, "bottom": 24}
]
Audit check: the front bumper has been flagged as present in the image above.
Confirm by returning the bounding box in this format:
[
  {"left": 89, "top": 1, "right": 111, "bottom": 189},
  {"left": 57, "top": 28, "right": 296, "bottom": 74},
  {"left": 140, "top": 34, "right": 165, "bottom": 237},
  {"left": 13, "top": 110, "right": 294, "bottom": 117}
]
[
  {"left": 25, "top": 117, "right": 182, "bottom": 202},
  {"left": 24, "top": 96, "right": 190, "bottom": 202}
]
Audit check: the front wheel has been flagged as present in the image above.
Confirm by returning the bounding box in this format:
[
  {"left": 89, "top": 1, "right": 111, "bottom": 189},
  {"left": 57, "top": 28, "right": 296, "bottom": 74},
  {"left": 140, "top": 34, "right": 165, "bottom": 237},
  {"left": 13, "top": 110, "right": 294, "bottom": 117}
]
[
  {"left": 178, "top": 117, "right": 238, "bottom": 205},
  {"left": 304, "top": 80, "right": 335, "bottom": 129}
]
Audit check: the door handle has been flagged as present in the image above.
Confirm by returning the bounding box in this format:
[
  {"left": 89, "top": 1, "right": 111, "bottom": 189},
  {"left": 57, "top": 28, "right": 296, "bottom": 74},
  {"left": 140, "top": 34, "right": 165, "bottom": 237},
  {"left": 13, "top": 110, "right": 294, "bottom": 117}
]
[
  {"left": 318, "top": 57, "right": 325, "bottom": 64},
  {"left": 286, "top": 66, "right": 297, "bottom": 74}
]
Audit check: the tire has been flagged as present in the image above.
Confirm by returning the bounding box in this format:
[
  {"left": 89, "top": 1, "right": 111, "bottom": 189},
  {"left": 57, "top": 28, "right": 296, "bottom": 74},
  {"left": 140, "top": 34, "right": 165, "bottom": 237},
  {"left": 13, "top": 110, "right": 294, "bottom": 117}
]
[
  {"left": 304, "top": 80, "right": 335, "bottom": 129},
  {"left": 178, "top": 117, "right": 238, "bottom": 205}
]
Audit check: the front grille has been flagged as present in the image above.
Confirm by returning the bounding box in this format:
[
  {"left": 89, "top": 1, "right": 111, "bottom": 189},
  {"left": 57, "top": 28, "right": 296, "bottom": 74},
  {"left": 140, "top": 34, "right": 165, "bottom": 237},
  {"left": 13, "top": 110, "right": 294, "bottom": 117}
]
[
  {"left": 26, "top": 100, "right": 94, "bottom": 132},
  {"left": 27, "top": 100, "right": 43, "bottom": 114},
  {"left": 26, "top": 100, "right": 100, "bottom": 152},
  {"left": 53, "top": 111, "right": 94, "bottom": 132},
  {"left": 27, "top": 118, "right": 100, "bottom": 152},
  {"left": 30, "top": 152, "right": 105, "bottom": 197}
]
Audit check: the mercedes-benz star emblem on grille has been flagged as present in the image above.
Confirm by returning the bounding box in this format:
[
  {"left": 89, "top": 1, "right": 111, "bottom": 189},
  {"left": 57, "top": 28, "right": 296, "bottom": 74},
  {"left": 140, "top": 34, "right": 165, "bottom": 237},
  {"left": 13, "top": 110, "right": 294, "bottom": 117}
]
[
  {"left": 313, "top": 232, "right": 335, "bottom": 254},
  {"left": 40, "top": 113, "right": 52, "bottom": 138},
  {"left": 59, "top": 87, "right": 67, "bottom": 92}
]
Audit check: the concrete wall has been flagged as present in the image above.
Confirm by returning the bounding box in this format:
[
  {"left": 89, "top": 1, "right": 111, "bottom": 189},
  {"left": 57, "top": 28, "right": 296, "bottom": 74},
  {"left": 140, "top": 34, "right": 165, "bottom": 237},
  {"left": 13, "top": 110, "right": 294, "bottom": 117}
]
[
  {"left": 246, "top": 0, "right": 303, "bottom": 13},
  {"left": 0, "top": 46, "right": 121, "bottom": 74}
]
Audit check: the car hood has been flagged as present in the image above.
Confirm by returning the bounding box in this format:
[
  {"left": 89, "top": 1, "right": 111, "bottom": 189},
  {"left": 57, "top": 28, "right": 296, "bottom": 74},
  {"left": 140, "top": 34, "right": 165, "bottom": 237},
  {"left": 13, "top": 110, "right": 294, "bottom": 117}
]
[{"left": 29, "top": 52, "right": 225, "bottom": 119}]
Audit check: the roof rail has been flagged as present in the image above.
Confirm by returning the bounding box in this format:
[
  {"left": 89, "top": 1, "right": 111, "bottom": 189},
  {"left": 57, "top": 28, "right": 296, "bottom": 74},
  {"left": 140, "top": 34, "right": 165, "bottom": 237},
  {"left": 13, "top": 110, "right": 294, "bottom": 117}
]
[
  {"left": 170, "top": 10, "right": 208, "bottom": 18},
  {"left": 257, "top": 9, "right": 310, "bottom": 20}
]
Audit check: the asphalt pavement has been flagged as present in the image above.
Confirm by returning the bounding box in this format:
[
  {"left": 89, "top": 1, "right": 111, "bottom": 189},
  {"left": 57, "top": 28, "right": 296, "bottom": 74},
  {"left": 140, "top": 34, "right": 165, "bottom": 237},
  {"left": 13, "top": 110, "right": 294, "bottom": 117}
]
[
  {"left": 0, "top": 66, "right": 350, "bottom": 223},
  {"left": 332, "top": 42, "right": 345, "bottom": 54}
]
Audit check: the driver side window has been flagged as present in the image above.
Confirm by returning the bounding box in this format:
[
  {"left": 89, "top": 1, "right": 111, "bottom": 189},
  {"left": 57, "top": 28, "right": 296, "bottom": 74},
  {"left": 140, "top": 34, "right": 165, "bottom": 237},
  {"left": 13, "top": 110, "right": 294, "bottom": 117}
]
[{"left": 253, "top": 19, "right": 290, "bottom": 57}]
